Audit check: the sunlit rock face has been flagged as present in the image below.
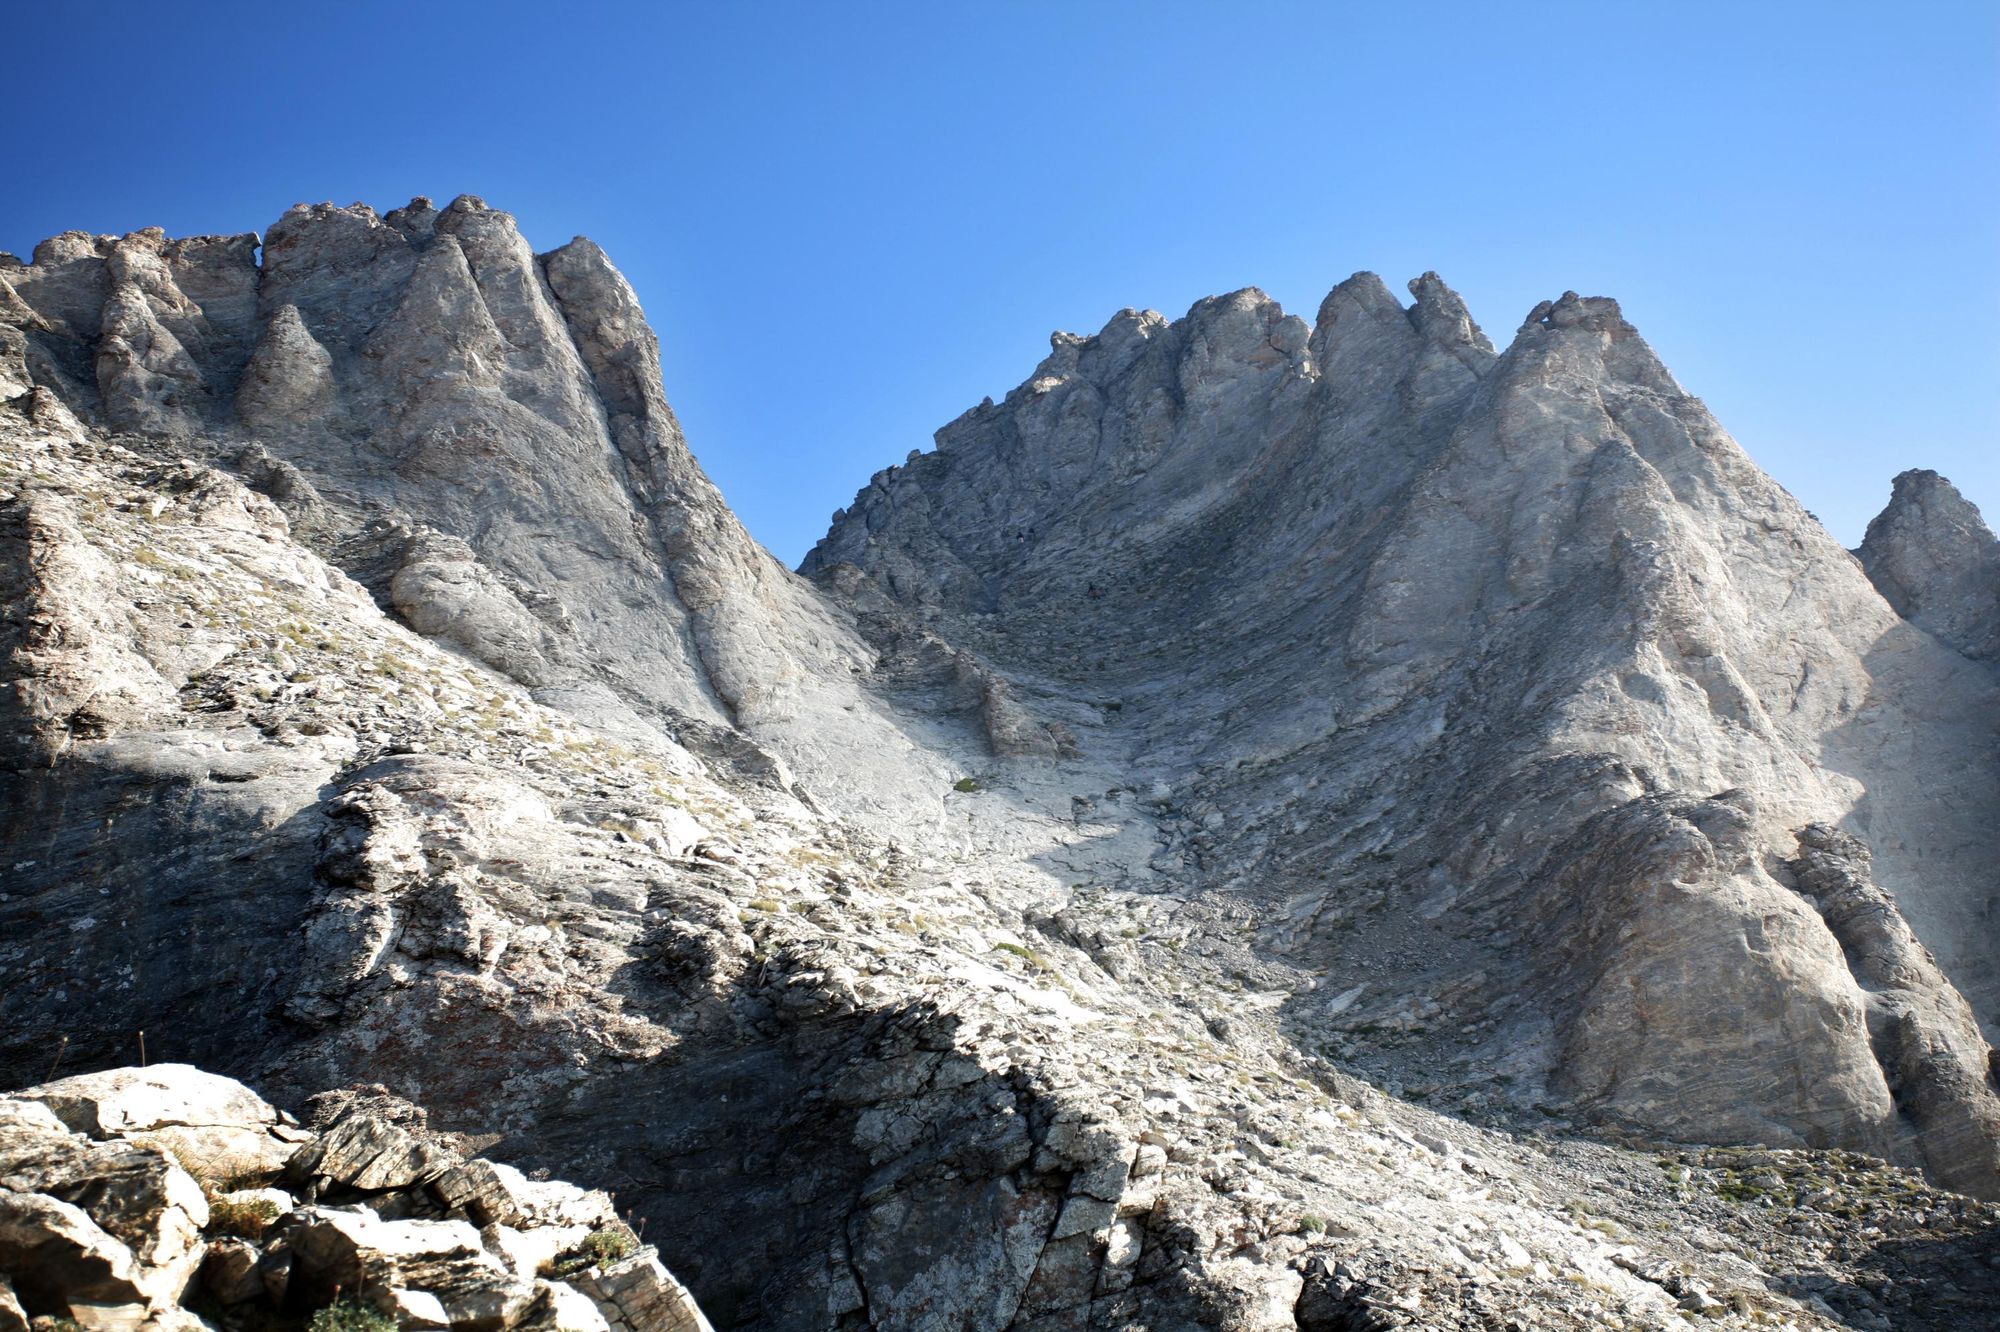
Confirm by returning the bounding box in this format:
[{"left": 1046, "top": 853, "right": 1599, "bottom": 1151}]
[
  {"left": 4, "top": 197, "right": 1999, "bottom": 1331},
  {"left": 806, "top": 276, "right": 2000, "bottom": 1192}
]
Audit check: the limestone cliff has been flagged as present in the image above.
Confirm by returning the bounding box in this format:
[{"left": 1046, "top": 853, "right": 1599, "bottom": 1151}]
[
  {"left": 0, "top": 199, "right": 942, "bottom": 823},
  {"left": 807, "top": 277, "right": 2000, "bottom": 1194},
  {"left": 4, "top": 198, "right": 2000, "bottom": 1332}
]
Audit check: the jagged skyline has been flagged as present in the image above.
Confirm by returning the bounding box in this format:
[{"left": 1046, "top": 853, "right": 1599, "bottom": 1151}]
[{"left": 5, "top": 3, "right": 1994, "bottom": 564}]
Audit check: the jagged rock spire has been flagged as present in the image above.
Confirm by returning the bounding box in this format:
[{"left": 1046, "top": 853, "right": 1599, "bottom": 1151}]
[{"left": 1860, "top": 468, "right": 2000, "bottom": 662}]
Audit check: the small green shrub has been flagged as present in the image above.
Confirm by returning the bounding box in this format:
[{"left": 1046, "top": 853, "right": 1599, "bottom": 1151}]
[
  {"left": 580, "top": 1227, "right": 635, "bottom": 1266},
  {"left": 308, "top": 1300, "right": 396, "bottom": 1332},
  {"left": 1715, "top": 1176, "right": 1769, "bottom": 1204},
  {"left": 1298, "top": 1213, "right": 1327, "bottom": 1234},
  {"left": 543, "top": 1226, "right": 637, "bottom": 1277},
  {"left": 952, "top": 777, "right": 980, "bottom": 793},
  {"left": 208, "top": 1195, "right": 281, "bottom": 1240},
  {"left": 992, "top": 941, "right": 1054, "bottom": 972}
]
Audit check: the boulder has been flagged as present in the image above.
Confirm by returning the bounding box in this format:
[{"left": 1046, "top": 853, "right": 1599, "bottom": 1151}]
[
  {"left": 0, "top": 1276, "right": 25, "bottom": 1332},
  {"left": 432, "top": 1160, "right": 534, "bottom": 1228},
  {"left": 0, "top": 1131, "right": 207, "bottom": 1309},
  {"left": 381, "top": 1287, "right": 453, "bottom": 1329},
  {"left": 282, "top": 1207, "right": 534, "bottom": 1330},
  {"left": 21, "top": 1066, "right": 295, "bottom": 1187},
  {"left": 567, "top": 1249, "right": 713, "bottom": 1332},
  {"left": 0, "top": 1186, "right": 147, "bottom": 1313},
  {"left": 199, "top": 1237, "right": 265, "bottom": 1306},
  {"left": 24, "top": 1066, "right": 279, "bottom": 1139},
  {"left": 480, "top": 1223, "right": 587, "bottom": 1285},
  {"left": 518, "top": 1281, "right": 612, "bottom": 1332},
  {"left": 0, "top": 1062, "right": 711, "bottom": 1332},
  {"left": 432, "top": 1161, "right": 614, "bottom": 1232},
  {"left": 0, "top": 1100, "right": 71, "bottom": 1138},
  {"left": 288, "top": 1116, "right": 455, "bottom": 1192}
]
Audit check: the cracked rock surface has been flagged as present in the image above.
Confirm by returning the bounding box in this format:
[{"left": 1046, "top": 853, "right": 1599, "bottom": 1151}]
[{"left": 1858, "top": 467, "right": 2000, "bottom": 663}]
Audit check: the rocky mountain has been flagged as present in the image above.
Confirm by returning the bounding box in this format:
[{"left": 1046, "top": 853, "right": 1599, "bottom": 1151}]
[
  {"left": 3, "top": 195, "right": 1998, "bottom": 1332},
  {"left": 803, "top": 276, "right": 2000, "bottom": 1188}
]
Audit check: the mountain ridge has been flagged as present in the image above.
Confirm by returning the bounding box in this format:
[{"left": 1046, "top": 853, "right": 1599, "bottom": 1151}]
[
  {"left": 801, "top": 258, "right": 2000, "bottom": 1191},
  {"left": 4, "top": 193, "right": 1998, "bottom": 1332}
]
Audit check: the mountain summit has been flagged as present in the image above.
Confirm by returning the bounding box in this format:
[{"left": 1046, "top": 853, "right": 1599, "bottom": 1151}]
[
  {"left": 803, "top": 269, "right": 2000, "bottom": 1194},
  {"left": 4, "top": 196, "right": 1997, "bottom": 1331}
]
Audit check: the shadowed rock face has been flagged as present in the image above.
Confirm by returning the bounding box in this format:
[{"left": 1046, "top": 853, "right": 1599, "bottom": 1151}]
[{"left": 4, "top": 198, "right": 2000, "bottom": 1330}]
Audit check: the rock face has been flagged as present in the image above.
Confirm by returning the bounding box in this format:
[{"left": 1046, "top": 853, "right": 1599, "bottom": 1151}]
[
  {"left": 1785, "top": 825, "right": 2000, "bottom": 1198},
  {"left": 4, "top": 198, "right": 2000, "bottom": 1330},
  {"left": 0, "top": 197, "right": 940, "bottom": 822},
  {"left": 1858, "top": 467, "right": 2000, "bottom": 662},
  {"left": 805, "top": 279, "right": 2000, "bottom": 1186}
]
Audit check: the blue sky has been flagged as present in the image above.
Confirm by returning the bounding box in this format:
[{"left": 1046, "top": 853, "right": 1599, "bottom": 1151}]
[{"left": 7, "top": 1, "right": 1995, "bottom": 565}]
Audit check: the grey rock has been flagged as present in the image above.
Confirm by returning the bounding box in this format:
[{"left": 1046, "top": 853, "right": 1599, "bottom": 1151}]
[
  {"left": 0, "top": 1275, "right": 24, "bottom": 1332},
  {"left": 567, "top": 1249, "right": 712, "bottom": 1332},
  {"left": 517, "top": 1280, "right": 615, "bottom": 1332},
  {"left": 388, "top": 530, "right": 571, "bottom": 688},
  {"left": 282, "top": 1206, "right": 533, "bottom": 1329},
  {"left": 1859, "top": 468, "right": 2000, "bottom": 662},
  {"left": 199, "top": 1236, "right": 264, "bottom": 1305},
  {"left": 0, "top": 1098, "right": 209, "bottom": 1319},
  {"left": 0, "top": 1185, "right": 153, "bottom": 1315},
  {"left": 6, "top": 194, "right": 2000, "bottom": 1332},
  {"left": 24, "top": 1063, "right": 276, "bottom": 1139},
  {"left": 287, "top": 1115, "right": 456, "bottom": 1192},
  {"left": 0, "top": 1061, "right": 714, "bottom": 1331},
  {"left": 431, "top": 1161, "right": 615, "bottom": 1232},
  {"left": 1787, "top": 823, "right": 2000, "bottom": 1198},
  {"left": 23, "top": 1065, "right": 294, "bottom": 1187},
  {"left": 806, "top": 274, "right": 2000, "bottom": 1185}
]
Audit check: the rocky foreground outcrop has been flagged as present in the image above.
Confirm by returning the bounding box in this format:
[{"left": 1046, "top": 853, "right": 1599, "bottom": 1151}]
[
  {"left": 4, "top": 197, "right": 2000, "bottom": 1330},
  {"left": 0, "top": 1063, "right": 709, "bottom": 1332}
]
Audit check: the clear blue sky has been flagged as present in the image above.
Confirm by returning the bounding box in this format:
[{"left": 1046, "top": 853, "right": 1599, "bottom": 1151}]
[{"left": 7, "top": 1, "right": 1995, "bottom": 565}]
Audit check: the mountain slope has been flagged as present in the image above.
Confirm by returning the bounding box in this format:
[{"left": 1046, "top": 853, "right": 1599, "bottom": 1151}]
[
  {"left": 4, "top": 196, "right": 1998, "bottom": 1330},
  {"left": 805, "top": 278, "right": 2000, "bottom": 1196},
  {"left": 1, "top": 199, "right": 949, "bottom": 825}
]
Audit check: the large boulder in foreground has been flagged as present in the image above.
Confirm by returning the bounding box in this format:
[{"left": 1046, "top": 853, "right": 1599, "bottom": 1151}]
[{"left": 22, "top": 1064, "right": 301, "bottom": 1186}]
